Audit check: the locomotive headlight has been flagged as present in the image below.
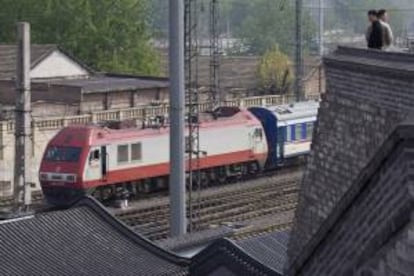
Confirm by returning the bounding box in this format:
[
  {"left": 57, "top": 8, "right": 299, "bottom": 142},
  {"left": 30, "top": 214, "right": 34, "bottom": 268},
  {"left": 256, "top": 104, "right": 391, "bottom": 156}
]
[
  {"left": 66, "top": 174, "right": 77, "bottom": 183},
  {"left": 40, "top": 173, "right": 48, "bottom": 181}
]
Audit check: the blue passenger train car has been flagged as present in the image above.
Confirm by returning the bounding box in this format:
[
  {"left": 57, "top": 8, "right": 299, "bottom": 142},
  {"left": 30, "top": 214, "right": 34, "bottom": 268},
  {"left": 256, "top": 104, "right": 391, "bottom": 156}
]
[{"left": 249, "top": 100, "right": 319, "bottom": 168}]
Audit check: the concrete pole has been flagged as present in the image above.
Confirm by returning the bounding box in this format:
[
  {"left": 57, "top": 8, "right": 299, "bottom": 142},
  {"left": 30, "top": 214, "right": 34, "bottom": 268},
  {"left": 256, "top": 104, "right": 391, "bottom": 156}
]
[
  {"left": 14, "top": 22, "right": 32, "bottom": 211},
  {"left": 295, "top": 0, "right": 304, "bottom": 102},
  {"left": 169, "top": 0, "right": 187, "bottom": 237},
  {"left": 319, "top": 0, "right": 324, "bottom": 56}
]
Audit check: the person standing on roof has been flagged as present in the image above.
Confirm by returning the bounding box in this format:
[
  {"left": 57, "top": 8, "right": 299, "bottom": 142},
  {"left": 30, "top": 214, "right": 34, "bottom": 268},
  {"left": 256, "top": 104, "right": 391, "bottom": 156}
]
[
  {"left": 366, "top": 10, "right": 383, "bottom": 50},
  {"left": 377, "top": 9, "right": 394, "bottom": 50}
]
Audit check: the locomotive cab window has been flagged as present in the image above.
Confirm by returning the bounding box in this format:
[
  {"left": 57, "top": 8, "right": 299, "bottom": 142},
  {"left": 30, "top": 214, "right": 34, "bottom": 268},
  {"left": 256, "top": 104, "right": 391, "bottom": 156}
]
[
  {"left": 45, "top": 146, "right": 81, "bottom": 162},
  {"left": 131, "top": 143, "right": 142, "bottom": 162},
  {"left": 117, "top": 144, "right": 129, "bottom": 163}
]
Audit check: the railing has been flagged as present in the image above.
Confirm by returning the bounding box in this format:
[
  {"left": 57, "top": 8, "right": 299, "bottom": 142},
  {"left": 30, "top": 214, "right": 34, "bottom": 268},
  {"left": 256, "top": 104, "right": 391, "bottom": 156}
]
[{"left": 0, "top": 94, "right": 320, "bottom": 133}]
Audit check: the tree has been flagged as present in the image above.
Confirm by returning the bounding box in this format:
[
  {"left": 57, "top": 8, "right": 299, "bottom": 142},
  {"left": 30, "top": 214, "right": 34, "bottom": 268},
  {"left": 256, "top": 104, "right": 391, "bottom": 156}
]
[
  {"left": 257, "top": 45, "right": 293, "bottom": 95},
  {"left": 234, "top": 0, "right": 316, "bottom": 55},
  {"left": 0, "top": 0, "right": 160, "bottom": 75},
  {"left": 333, "top": 0, "right": 407, "bottom": 37}
]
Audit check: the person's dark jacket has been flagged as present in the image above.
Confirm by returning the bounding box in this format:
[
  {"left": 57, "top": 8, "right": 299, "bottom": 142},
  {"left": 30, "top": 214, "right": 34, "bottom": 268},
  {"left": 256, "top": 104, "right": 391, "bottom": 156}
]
[{"left": 368, "top": 20, "right": 383, "bottom": 49}]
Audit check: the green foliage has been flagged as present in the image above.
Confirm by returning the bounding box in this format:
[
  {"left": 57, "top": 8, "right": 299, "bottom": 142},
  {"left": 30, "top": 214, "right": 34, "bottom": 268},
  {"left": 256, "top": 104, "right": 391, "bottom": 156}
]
[
  {"left": 0, "top": 0, "right": 160, "bottom": 75},
  {"left": 333, "top": 0, "right": 407, "bottom": 36},
  {"left": 257, "top": 45, "right": 293, "bottom": 95},
  {"left": 231, "top": 0, "right": 316, "bottom": 56}
]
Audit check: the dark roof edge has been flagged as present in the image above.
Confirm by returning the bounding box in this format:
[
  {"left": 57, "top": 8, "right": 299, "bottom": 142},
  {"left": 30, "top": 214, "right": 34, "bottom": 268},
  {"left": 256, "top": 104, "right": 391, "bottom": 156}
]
[
  {"left": 30, "top": 45, "right": 57, "bottom": 69},
  {"left": 333, "top": 46, "right": 414, "bottom": 63},
  {"left": 56, "top": 46, "right": 96, "bottom": 74},
  {"left": 157, "top": 227, "right": 234, "bottom": 252},
  {"left": 104, "top": 72, "right": 169, "bottom": 82},
  {"left": 191, "top": 237, "right": 282, "bottom": 275},
  {"left": 286, "top": 120, "right": 414, "bottom": 274},
  {"left": 72, "top": 196, "right": 190, "bottom": 266}
]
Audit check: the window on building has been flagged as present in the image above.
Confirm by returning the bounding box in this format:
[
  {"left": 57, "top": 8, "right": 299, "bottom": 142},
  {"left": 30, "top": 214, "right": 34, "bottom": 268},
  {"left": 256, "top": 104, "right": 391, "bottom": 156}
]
[
  {"left": 117, "top": 144, "right": 129, "bottom": 163},
  {"left": 295, "top": 124, "right": 302, "bottom": 141},
  {"left": 131, "top": 143, "right": 142, "bottom": 161},
  {"left": 307, "top": 122, "right": 314, "bottom": 139}
]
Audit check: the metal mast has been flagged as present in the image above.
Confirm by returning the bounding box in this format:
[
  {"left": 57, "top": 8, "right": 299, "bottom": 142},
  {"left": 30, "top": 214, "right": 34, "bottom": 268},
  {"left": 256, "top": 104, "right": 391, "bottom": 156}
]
[
  {"left": 319, "top": 0, "right": 324, "bottom": 56},
  {"left": 209, "top": 0, "right": 221, "bottom": 107},
  {"left": 295, "top": 0, "right": 304, "bottom": 101},
  {"left": 184, "top": 0, "right": 201, "bottom": 232},
  {"left": 14, "top": 22, "right": 32, "bottom": 212},
  {"left": 169, "top": 0, "right": 187, "bottom": 237}
]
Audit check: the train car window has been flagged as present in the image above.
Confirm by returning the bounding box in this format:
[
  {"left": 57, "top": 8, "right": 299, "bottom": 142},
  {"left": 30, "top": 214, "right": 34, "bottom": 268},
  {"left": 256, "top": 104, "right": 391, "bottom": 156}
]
[
  {"left": 301, "top": 123, "right": 307, "bottom": 140},
  {"left": 45, "top": 146, "right": 81, "bottom": 162},
  {"left": 131, "top": 143, "right": 142, "bottom": 161},
  {"left": 117, "top": 144, "right": 129, "bottom": 163},
  {"left": 295, "top": 125, "right": 302, "bottom": 141},
  {"left": 291, "top": 125, "right": 296, "bottom": 141},
  {"left": 286, "top": 126, "right": 291, "bottom": 142},
  {"left": 307, "top": 122, "right": 314, "bottom": 139}
]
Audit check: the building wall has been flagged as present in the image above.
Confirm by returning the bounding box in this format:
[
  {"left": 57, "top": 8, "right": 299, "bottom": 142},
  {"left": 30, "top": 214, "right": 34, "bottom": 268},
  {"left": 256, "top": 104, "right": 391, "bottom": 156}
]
[
  {"left": 287, "top": 47, "right": 414, "bottom": 266},
  {"left": 30, "top": 50, "right": 90, "bottom": 79},
  {"left": 289, "top": 134, "right": 414, "bottom": 275},
  {"left": 0, "top": 80, "right": 81, "bottom": 108},
  {"left": 81, "top": 88, "right": 169, "bottom": 113},
  {"left": 304, "top": 66, "right": 325, "bottom": 96}
]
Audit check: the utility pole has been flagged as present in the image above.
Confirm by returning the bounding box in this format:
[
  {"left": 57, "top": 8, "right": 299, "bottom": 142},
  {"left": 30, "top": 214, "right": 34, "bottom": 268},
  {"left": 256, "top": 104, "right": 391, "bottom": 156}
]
[
  {"left": 209, "top": 0, "right": 221, "bottom": 106},
  {"left": 169, "top": 0, "right": 187, "bottom": 237},
  {"left": 318, "top": 0, "right": 324, "bottom": 94},
  {"left": 14, "top": 22, "right": 32, "bottom": 211},
  {"left": 184, "top": 0, "right": 201, "bottom": 233},
  {"left": 319, "top": 0, "right": 324, "bottom": 56},
  {"left": 295, "top": 0, "right": 304, "bottom": 102}
]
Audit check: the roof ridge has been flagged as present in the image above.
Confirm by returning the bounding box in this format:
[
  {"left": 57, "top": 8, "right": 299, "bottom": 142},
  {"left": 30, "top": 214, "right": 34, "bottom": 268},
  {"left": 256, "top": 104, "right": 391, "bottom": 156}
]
[
  {"left": 192, "top": 237, "right": 282, "bottom": 275},
  {"left": 72, "top": 196, "right": 190, "bottom": 266}
]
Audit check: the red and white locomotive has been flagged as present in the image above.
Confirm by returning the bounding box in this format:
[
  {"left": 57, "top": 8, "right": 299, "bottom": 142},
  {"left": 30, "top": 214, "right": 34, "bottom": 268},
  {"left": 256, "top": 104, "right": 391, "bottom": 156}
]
[{"left": 40, "top": 107, "right": 268, "bottom": 205}]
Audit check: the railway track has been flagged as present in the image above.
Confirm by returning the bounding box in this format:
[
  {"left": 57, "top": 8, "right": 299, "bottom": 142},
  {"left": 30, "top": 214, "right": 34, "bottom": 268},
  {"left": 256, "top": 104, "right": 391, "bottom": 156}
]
[
  {"left": 0, "top": 191, "right": 43, "bottom": 208},
  {"left": 113, "top": 168, "right": 302, "bottom": 241}
]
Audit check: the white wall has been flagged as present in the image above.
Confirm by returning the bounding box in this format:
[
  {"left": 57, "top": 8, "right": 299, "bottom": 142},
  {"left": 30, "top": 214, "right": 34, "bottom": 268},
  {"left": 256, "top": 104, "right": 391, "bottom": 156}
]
[{"left": 30, "top": 50, "right": 90, "bottom": 79}]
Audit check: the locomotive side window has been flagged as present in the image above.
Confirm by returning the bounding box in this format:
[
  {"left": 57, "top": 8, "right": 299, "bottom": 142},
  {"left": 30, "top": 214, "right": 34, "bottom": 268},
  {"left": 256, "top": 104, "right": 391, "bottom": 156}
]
[
  {"left": 89, "top": 149, "right": 100, "bottom": 162},
  {"left": 131, "top": 143, "right": 142, "bottom": 161},
  {"left": 254, "top": 128, "right": 263, "bottom": 140},
  {"left": 117, "top": 144, "right": 129, "bottom": 163}
]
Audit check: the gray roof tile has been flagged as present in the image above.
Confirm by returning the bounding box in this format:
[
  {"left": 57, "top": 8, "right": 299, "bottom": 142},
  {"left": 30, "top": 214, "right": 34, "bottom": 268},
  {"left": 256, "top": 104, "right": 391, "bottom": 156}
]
[
  {"left": 0, "top": 197, "right": 189, "bottom": 276},
  {"left": 0, "top": 44, "right": 56, "bottom": 79}
]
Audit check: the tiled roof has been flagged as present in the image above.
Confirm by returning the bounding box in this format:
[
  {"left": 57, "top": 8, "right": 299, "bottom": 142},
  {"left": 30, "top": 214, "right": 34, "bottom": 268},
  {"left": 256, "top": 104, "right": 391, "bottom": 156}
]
[
  {"left": 190, "top": 238, "right": 282, "bottom": 275},
  {"left": 287, "top": 121, "right": 414, "bottom": 275},
  {"left": 0, "top": 44, "right": 56, "bottom": 79},
  {"left": 0, "top": 197, "right": 189, "bottom": 276},
  {"left": 47, "top": 73, "right": 169, "bottom": 93},
  {"left": 236, "top": 231, "right": 290, "bottom": 274},
  {"left": 157, "top": 226, "right": 234, "bottom": 254}
]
